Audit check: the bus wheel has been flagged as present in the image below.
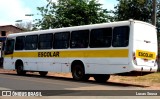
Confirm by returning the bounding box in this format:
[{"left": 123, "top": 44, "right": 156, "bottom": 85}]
[
  {"left": 16, "top": 65, "right": 26, "bottom": 75},
  {"left": 93, "top": 74, "right": 110, "bottom": 83},
  {"left": 39, "top": 71, "right": 48, "bottom": 76},
  {"left": 71, "top": 63, "right": 89, "bottom": 81}
]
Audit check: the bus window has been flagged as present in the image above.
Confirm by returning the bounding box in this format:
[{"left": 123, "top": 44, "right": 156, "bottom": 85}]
[
  {"left": 25, "top": 35, "right": 38, "bottom": 50},
  {"left": 4, "top": 39, "right": 15, "bottom": 55},
  {"left": 112, "top": 26, "right": 130, "bottom": 47},
  {"left": 71, "top": 30, "right": 89, "bottom": 48},
  {"left": 39, "top": 33, "right": 53, "bottom": 49},
  {"left": 54, "top": 32, "right": 70, "bottom": 49},
  {"left": 90, "top": 28, "right": 112, "bottom": 48},
  {"left": 15, "top": 36, "right": 25, "bottom": 50}
]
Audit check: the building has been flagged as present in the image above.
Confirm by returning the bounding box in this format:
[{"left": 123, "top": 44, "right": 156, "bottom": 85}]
[{"left": 0, "top": 25, "right": 23, "bottom": 42}]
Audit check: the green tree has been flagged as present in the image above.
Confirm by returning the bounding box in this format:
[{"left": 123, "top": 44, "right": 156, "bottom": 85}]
[
  {"left": 114, "top": 0, "right": 160, "bottom": 31},
  {"left": 114, "top": 0, "right": 152, "bottom": 22},
  {"left": 35, "top": 0, "right": 111, "bottom": 29}
]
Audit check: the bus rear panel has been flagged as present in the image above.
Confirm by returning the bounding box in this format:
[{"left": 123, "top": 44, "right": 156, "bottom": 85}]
[{"left": 131, "top": 21, "right": 158, "bottom": 73}]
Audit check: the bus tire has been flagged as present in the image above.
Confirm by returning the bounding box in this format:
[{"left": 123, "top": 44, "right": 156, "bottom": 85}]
[
  {"left": 16, "top": 62, "right": 26, "bottom": 75},
  {"left": 39, "top": 71, "right": 48, "bottom": 76},
  {"left": 71, "top": 62, "right": 89, "bottom": 81},
  {"left": 93, "top": 74, "right": 110, "bottom": 83}
]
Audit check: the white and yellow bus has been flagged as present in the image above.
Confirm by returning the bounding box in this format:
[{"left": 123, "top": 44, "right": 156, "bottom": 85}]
[{"left": 3, "top": 19, "right": 158, "bottom": 82}]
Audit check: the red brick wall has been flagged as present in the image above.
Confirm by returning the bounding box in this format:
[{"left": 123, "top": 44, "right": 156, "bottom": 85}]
[{"left": 0, "top": 25, "right": 23, "bottom": 37}]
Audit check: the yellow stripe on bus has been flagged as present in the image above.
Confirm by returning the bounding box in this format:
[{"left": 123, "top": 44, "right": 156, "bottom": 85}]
[{"left": 4, "top": 49, "right": 129, "bottom": 58}]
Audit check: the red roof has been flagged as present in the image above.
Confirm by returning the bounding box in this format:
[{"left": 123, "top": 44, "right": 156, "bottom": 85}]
[{"left": 0, "top": 25, "right": 23, "bottom": 31}]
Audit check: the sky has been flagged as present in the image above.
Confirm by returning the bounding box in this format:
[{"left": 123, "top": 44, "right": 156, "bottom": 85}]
[{"left": 0, "top": 0, "right": 118, "bottom": 26}]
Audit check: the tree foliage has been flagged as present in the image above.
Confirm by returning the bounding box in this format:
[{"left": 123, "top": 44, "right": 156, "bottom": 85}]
[
  {"left": 114, "top": 0, "right": 153, "bottom": 22},
  {"left": 114, "top": 0, "right": 160, "bottom": 31},
  {"left": 35, "top": 0, "right": 111, "bottom": 29}
]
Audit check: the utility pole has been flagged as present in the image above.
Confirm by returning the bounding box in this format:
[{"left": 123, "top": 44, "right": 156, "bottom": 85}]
[{"left": 152, "top": 0, "right": 156, "bottom": 26}]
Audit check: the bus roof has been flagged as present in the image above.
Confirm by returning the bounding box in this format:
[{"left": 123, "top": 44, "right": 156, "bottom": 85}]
[{"left": 7, "top": 19, "right": 155, "bottom": 38}]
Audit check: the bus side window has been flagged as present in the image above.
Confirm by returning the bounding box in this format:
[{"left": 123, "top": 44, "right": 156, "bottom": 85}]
[
  {"left": 25, "top": 35, "right": 38, "bottom": 50},
  {"left": 15, "top": 36, "right": 25, "bottom": 50},
  {"left": 39, "top": 33, "right": 53, "bottom": 49},
  {"left": 53, "top": 32, "right": 70, "bottom": 49},
  {"left": 70, "top": 30, "right": 89, "bottom": 48},
  {"left": 112, "top": 26, "right": 130, "bottom": 47},
  {"left": 5, "top": 39, "right": 15, "bottom": 55},
  {"left": 90, "top": 28, "right": 112, "bottom": 48}
]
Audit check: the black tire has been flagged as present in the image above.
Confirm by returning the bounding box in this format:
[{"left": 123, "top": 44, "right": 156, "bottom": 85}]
[
  {"left": 72, "top": 63, "right": 89, "bottom": 81},
  {"left": 16, "top": 65, "right": 26, "bottom": 75},
  {"left": 39, "top": 71, "right": 48, "bottom": 76},
  {"left": 93, "top": 74, "right": 110, "bottom": 83}
]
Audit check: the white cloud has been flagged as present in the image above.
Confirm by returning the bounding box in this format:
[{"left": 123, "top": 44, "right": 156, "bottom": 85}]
[{"left": 0, "top": 0, "right": 32, "bottom": 25}]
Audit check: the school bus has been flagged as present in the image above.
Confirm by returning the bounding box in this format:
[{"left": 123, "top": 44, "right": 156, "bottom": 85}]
[{"left": 3, "top": 19, "right": 158, "bottom": 82}]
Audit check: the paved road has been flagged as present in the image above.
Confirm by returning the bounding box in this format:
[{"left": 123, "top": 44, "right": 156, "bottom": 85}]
[
  {"left": 0, "top": 73, "right": 159, "bottom": 98},
  {"left": 0, "top": 73, "right": 146, "bottom": 90}
]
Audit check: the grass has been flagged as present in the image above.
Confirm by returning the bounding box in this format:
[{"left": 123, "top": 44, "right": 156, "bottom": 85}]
[
  {"left": 135, "top": 72, "right": 160, "bottom": 83},
  {"left": 111, "top": 72, "right": 160, "bottom": 85}
]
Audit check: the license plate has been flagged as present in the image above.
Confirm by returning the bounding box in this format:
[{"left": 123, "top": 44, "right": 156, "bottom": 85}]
[{"left": 136, "top": 50, "right": 156, "bottom": 60}]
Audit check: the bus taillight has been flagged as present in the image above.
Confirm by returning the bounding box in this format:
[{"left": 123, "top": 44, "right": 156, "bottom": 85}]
[{"left": 133, "top": 52, "right": 137, "bottom": 65}]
